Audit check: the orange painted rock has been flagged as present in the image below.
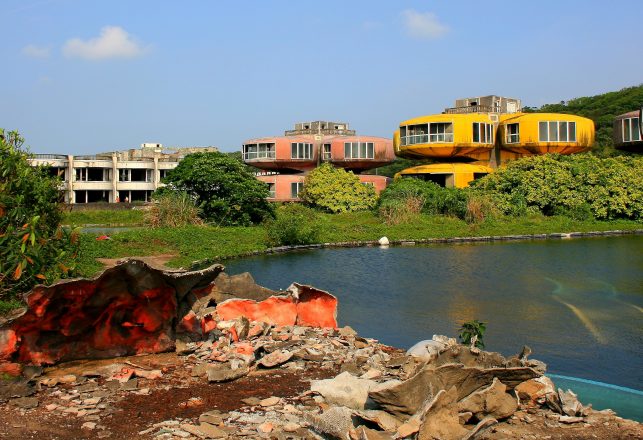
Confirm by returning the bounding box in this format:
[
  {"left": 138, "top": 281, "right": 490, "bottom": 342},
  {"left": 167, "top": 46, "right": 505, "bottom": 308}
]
[
  {"left": 0, "top": 261, "right": 223, "bottom": 366},
  {"left": 215, "top": 283, "right": 338, "bottom": 329}
]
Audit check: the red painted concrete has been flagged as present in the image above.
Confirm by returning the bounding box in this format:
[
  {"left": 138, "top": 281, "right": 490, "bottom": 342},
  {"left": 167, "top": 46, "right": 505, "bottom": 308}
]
[
  {"left": 256, "top": 174, "right": 306, "bottom": 201},
  {"left": 215, "top": 285, "right": 338, "bottom": 329}
]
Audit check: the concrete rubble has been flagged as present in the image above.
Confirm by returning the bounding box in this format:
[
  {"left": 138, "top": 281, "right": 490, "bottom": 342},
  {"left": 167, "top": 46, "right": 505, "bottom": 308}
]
[{"left": 0, "top": 260, "right": 640, "bottom": 439}]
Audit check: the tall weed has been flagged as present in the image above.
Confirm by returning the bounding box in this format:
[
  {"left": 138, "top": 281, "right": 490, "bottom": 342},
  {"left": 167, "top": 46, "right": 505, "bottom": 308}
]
[{"left": 145, "top": 192, "right": 203, "bottom": 228}]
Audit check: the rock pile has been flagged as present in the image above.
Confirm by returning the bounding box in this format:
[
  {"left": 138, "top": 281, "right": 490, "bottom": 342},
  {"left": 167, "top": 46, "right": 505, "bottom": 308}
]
[{"left": 0, "top": 260, "right": 640, "bottom": 439}]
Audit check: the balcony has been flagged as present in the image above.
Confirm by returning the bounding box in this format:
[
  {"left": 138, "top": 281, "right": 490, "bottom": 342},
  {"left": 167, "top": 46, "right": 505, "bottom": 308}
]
[
  {"left": 400, "top": 134, "right": 454, "bottom": 146},
  {"left": 243, "top": 151, "right": 276, "bottom": 161}
]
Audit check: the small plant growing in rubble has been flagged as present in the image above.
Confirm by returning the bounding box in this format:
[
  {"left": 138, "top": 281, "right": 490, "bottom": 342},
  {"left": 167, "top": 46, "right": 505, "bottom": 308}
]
[{"left": 458, "top": 319, "right": 486, "bottom": 349}]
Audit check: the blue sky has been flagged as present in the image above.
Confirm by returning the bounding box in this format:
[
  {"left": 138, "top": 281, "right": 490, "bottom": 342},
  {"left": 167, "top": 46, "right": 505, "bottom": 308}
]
[{"left": 1, "top": 0, "right": 642, "bottom": 154}]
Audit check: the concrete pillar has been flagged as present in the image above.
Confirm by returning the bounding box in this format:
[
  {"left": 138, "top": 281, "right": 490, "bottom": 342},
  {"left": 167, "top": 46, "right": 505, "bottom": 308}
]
[
  {"left": 67, "top": 155, "right": 75, "bottom": 204},
  {"left": 111, "top": 154, "right": 118, "bottom": 203}
]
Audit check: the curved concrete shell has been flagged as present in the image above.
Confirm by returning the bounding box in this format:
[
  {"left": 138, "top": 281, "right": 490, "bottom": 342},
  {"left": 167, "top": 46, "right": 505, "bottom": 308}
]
[
  {"left": 498, "top": 113, "right": 594, "bottom": 155},
  {"left": 395, "top": 163, "right": 493, "bottom": 188},
  {"left": 613, "top": 110, "right": 642, "bottom": 152},
  {"left": 396, "top": 113, "right": 497, "bottom": 161}
]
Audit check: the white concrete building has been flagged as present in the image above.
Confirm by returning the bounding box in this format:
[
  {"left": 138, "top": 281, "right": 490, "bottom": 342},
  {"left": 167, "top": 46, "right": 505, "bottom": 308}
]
[{"left": 28, "top": 144, "right": 218, "bottom": 204}]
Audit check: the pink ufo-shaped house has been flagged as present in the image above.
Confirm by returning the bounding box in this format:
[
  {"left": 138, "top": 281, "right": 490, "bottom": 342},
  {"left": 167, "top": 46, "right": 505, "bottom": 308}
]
[{"left": 242, "top": 121, "right": 394, "bottom": 201}]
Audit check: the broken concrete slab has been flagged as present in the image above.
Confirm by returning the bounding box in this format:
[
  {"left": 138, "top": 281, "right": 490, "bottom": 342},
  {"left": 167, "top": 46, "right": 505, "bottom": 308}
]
[
  {"left": 457, "top": 377, "right": 518, "bottom": 421},
  {"left": 206, "top": 365, "right": 249, "bottom": 383},
  {"left": 311, "top": 372, "right": 377, "bottom": 410},
  {"left": 417, "top": 387, "right": 470, "bottom": 440},
  {"left": 0, "top": 260, "right": 224, "bottom": 366},
  {"left": 368, "top": 363, "right": 540, "bottom": 418},
  {"left": 216, "top": 283, "right": 338, "bottom": 329}
]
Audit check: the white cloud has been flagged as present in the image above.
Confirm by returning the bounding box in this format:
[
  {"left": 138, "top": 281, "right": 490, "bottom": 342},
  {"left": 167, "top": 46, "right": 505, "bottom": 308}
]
[
  {"left": 400, "top": 10, "right": 449, "bottom": 40},
  {"left": 22, "top": 44, "right": 51, "bottom": 58},
  {"left": 63, "top": 26, "right": 146, "bottom": 60}
]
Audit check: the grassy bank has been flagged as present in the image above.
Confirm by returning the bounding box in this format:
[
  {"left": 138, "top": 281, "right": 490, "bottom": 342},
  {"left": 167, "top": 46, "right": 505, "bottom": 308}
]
[
  {"left": 77, "top": 210, "right": 641, "bottom": 277},
  {"left": 62, "top": 209, "right": 145, "bottom": 226}
]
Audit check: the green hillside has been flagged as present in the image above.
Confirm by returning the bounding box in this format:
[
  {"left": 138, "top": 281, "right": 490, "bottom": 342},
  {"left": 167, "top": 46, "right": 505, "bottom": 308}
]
[{"left": 525, "top": 84, "right": 643, "bottom": 155}]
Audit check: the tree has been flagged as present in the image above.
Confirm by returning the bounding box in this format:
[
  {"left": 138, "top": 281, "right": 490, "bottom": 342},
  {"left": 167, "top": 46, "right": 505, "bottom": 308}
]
[
  {"left": 299, "top": 163, "right": 377, "bottom": 213},
  {"left": 159, "top": 152, "right": 274, "bottom": 226},
  {"left": 0, "top": 129, "right": 79, "bottom": 301}
]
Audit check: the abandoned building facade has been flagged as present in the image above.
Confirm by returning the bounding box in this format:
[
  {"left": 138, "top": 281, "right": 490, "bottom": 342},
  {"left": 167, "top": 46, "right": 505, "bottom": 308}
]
[
  {"left": 242, "top": 121, "right": 395, "bottom": 201},
  {"left": 28, "top": 143, "right": 218, "bottom": 203},
  {"left": 394, "top": 96, "right": 596, "bottom": 187},
  {"left": 613, "top": 109, "right": 642, "bottom": 152}
]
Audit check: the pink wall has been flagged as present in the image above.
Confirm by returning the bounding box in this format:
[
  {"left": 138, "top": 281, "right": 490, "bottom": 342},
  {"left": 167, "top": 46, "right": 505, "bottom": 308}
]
[
  {"left": 256, "top": 174, "right": 306, "bottom": 202},
  {"left": 244, "top": 135, "right": 394, "bottom": 172},
  {"left": 257, "top": 173, "right": 389, "bottom": 202},
  {"left": 357, "top": 175, "right": 390, "bottom": 194}
]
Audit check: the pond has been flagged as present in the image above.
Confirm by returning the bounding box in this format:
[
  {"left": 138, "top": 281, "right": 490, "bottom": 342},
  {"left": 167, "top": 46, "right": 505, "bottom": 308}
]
[{"left": 225, "top": 235, "right": 643, "bottom": 420}]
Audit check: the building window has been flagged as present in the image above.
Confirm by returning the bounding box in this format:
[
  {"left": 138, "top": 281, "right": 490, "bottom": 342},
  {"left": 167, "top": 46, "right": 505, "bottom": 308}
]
[
  {"left": 473, "top": 123, "right": 494, "bottom": 143},
  {"left": 344, "top": 142, "right": 374, "bottom": 159},
  {"left": 539, "top": 121, "right": 577, "bottom": 142},
  {"left": 506, "top": 123, "right": 519, "bottom": 143},
  {"left": 622, "top": 117, "right": 641, "bottom": 142},
  {"left": 322, "top": 144, "right": 331, "bottom": 160},
  {"left": 291, "top": 182, "right": 304, "bottom": 198},
  {"left": 400, "top": 123, "right": 453, "bottom": 146},
  {"left": 291, "top": 143, "right": 313, "bottom": 159},
  {"left": 267, "top": 183, "right": 275, "bottom": 198},
  {"left": 243, "top": 143, "right": 275, "bottom": 160},
  {"left": 75, "top": 167, "right": 110, "bottom": 182}
]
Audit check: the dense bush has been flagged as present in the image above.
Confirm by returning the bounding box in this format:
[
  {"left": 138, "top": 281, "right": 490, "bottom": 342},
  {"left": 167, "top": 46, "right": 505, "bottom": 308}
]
[
  {"left": 471, "top": 154, "right": 643, "bottom": 220},
  {"left": 300, "top": 163, "right": 377, "bottom": 213},
  {"left": 265, "top": 204, "right": 319, "bottom": 246},
  {"left": 144, "top": 191, "right": 203, "bottom": 228},
  {"left": 378, "top": 178, "right": 468, "bottom": 220},
  {"left": 158, "top": 152, "right": 274, "bottom": 226},
  {"left": 0, "top": 129, "right": 80, "bottom": 300}
]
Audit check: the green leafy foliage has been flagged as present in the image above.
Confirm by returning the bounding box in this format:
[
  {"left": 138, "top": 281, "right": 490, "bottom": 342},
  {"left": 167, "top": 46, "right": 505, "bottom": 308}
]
[
  {"left": 458, "top": 320, "right": 486, "bottom": 349},
  {"left": 471, "top": 154, "right": 643, "bottom": 220},
  {"left": 158, "top": 152, "right": 274, "bottom": 226},
  {"left": 265, "top": 204, "right": 320, "bottom": 246},
  {"left": 0, "top": 129, "right": 80, "bottom": 301},
  {"left": 300, "top": 163, "right": 377, "bottom": 213},
  {"left": 524, "top": 84, "right": 643, "bottom": 155},
  {"left": 378, "top": 178, "right": 468, "bottom": 219}
]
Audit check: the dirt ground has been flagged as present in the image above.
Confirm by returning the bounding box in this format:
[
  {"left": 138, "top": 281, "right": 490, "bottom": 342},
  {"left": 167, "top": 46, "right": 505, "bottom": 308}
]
[
  {"left": 97, "top": 254, "right": 178, "bottom": 270},
  {"left": 0, "top": 352, "right": 337, "bottom": 440},
  {"left": 1, "top": 350, "right": 640, "bottom": 440}
]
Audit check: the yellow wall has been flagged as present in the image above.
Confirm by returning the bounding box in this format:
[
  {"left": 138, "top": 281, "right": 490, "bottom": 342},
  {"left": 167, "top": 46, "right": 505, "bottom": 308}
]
[
  {"left": 498, "top": 113, "right": 594, "bottom": 155},
  {"left": 396, "top": 163, "right": 493, "bottom": 188},
  {"left": 396, "top": 113, "right": 496, "bottom": 160}
]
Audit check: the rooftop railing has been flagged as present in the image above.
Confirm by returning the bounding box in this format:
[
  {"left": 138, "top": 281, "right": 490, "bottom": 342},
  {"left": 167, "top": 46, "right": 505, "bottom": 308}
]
[
  {"left": 33, "top": 154, "right": 68, "bottom": 160},
  {"left": 284, "top": 129, "right": 356, "bottom": 136},
  {"left": 74, "top": 154, "right": 113, "bottom": 161},
  {"left": 444, "top": 105, "right": 497, "bottom": 114}
]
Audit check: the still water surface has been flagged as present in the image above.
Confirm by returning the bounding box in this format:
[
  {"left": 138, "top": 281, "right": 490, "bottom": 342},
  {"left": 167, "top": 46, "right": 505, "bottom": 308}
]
[{"left": 225, "top": 236, "right": 642, "bottom": 393}]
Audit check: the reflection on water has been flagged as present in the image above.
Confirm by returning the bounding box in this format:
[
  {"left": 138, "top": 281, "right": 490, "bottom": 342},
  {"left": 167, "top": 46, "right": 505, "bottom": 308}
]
[{"left": 225, "top": 236, "right": 643, "bottom": 395}]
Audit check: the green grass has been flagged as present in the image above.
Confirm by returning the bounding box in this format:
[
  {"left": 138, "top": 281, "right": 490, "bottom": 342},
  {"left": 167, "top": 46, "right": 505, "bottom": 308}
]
[
  {"left": 0, "top": 298, "right": 25, "bottom": 315},
  {"left": 76, "top": 211, "right": 642, "bottom": 278},
  {"left": 62, "top": 209, "right": 145, "bottom": 226}
]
